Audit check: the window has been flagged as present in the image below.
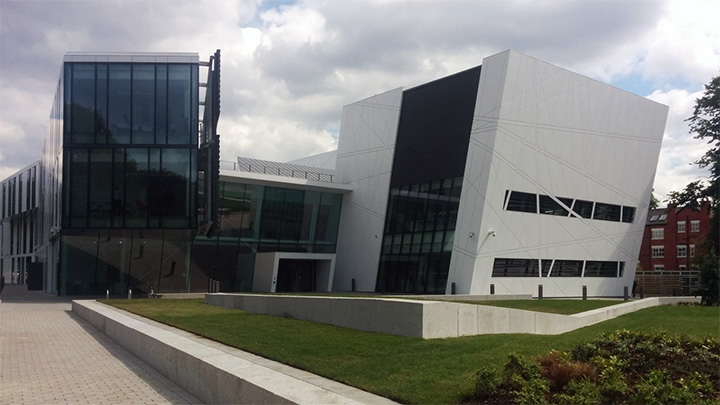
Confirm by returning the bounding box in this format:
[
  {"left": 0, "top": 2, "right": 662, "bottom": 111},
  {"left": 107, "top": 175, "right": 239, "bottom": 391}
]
[
  {"left": 549, "top": 260, "right": 583, "bottom": 277},
  {"left": 677, "top": 221, "right": 686, "bottom": 233},
  {"left": 659, "top": 214, "right": 667, "bottom": 221},
  {"left": 650, "top": 214, "right": 659, "bottom": 221},
  {"left": 690, "top": 245, "right": 696, "bottom": 257},
  {"left": 583, "top": 261, "right": 618, "bottom": 277},
  {"left": 679, "top": 265, "right": 687, "bottom": 271},
  {"left": 691, "top": 220, "right": 700, "bottom": 232},
  {"left": 538, "top": 195, "right": 572, "bottom": 216},
  {"left": 654, "top": 265, "right": 665, "bottom": 271},
  {"left": 506, "top": 191, "right": 537, "bottom": 213},
  {"left": 572, "top": 200, "right": 594, "bottom": 219},
  {"left": 651, "top": 228, "right": 664, "bottom": 240},
  {"left": 652, "top": 246, "right": 664, "bottom": 258},
  {"left": 622, "top": 206, "right": 636, "bottom": 223},
  {"left": 593, "top": 203, "right": 621, "bottom": 222},
  {"left": 492, "top": 258, "right": 539, "bottom": 277},
  {"left": 677, "top": 245, "right": 687, "bottom": 258}
]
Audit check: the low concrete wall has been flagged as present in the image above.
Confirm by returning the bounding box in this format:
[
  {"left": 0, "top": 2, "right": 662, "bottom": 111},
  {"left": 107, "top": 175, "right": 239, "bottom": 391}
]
[
  {"left": 206, "top": 294, "right": 701, "bottom": 339},
  {"left": 72, "top": 300, "right": 393, "bottom": 404}
]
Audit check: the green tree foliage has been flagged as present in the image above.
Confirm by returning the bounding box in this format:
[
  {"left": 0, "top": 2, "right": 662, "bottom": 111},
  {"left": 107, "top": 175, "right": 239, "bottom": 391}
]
[
  {"left": 649, "top": 192, "right": 660, "bottom": 209},
  {"left": 667, "top": 73, "right": 720, "bottom": 305}
]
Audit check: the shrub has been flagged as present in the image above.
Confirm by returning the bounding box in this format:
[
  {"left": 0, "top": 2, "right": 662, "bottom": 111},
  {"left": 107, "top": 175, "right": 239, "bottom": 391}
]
[
  {"left": 472, "top": 331, "right": 720, "bottom": 404},
  {"left": 474, "top": 366, "right": 501, "bottom": 399},
  {"left": 537, "top": 350, "right": 597, "bottom": 392},
  {"left": 503, "top": 353, "right": 542, "bottom": 391},
  {"left": 597, "top": 366, "right": 628, "bottom": 403},
  {"left": 555, "top": 378, "right": 602, "bottom": 405},
  {"left": 513, "top": 377, "right": 549, "bottom": 405}
]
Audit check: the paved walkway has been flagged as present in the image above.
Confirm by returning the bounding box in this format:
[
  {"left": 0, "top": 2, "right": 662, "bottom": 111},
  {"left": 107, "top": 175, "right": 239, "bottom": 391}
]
[{"left": 0, "top": 284, "right": 202, "bottom": 404}]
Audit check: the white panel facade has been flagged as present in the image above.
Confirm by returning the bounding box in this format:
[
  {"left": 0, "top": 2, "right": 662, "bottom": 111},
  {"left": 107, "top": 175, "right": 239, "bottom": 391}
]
[
  {"left": 448, "top": 50, "right": 668, "bottom": 297},
  {"left": 333, "top": 88, "right": 403, "bottom": 291}
]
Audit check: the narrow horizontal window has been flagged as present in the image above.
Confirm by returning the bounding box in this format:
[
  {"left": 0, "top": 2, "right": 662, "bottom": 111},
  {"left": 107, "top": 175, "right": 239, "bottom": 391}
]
[
  {"left": 492, "top": 258, "right": 539, "bottom": 277},
  {"left": 506, "top": 191, "right": 536, "bottom": 213},
  {"left": 549, "top": 260, "right": 583, "bottom": 277},
  {"left": 539, "top": 195, "right": 572, "bottom": 216},
  {"left": 593, "top": 203, "right": 621, "bottom": 222},
  {"left": 572, "top": 199, "right": 593, "bottom": 219},
  {"left": 584, "top": 261, "right": 618, "bottom": 277}
]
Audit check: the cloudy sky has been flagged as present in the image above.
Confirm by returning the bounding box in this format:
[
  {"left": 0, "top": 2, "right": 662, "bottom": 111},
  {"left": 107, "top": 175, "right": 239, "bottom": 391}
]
[{"left": 1, "top": 0, "right": 718, "bottom": 201}]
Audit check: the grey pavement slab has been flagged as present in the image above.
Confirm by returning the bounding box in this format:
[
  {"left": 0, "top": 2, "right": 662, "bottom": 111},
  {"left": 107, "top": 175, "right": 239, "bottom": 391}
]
[{"left": 0, "top": 284, "right": 202, "bottom": 404}]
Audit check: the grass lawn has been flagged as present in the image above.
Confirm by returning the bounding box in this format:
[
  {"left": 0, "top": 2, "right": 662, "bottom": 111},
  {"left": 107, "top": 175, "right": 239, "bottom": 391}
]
[
  {"left": 104, "top": 299, "right": 719, "bottom": 404},
  {"left": 457, "top": 299, "right": 622, "bottom": 314}
]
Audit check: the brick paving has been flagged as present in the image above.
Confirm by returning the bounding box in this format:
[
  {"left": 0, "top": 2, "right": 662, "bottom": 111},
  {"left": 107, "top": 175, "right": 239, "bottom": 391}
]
[{"left": 0, "top": 284, "right": 202, "bottom": 404}]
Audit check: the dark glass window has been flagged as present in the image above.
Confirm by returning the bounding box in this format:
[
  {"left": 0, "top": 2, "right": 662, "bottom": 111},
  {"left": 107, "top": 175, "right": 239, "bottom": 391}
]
[
  {"left": 108, "top": 64, "right": 131, "bottom": 144},
  {"left": 541, "top": 260, "right": 552, "bottom": 276},
  {"left": 506, "top": 191, "right": 537, "bottom": 213},
  {"left": 593, "top": 203, "right": 621, "bottom": 222},
  {"left": 377, "top": 177, "right": 461, "bottom": 293},
  {"left": 160, "top": 148, "right": 191, "bottom": 227},
  {"left": 69, "top": 149, "right": 89, "bottom": 227},
  {"left": 112, "top": 149, "right": 125, "bottom": 228},
  {"left": 155, "top": 65, "right": 168, "bottom": 144},
  {"left": 132, "top": 65, "right": 155, "bottom": 144},
  {"left": 621, "top": 206, "right": 636, "bottom": 223},
  {"left": 95, "top": 64, "right": 108, "bottom": 144},
  {"left": 584, "top": 261, "right": 618, "bottom": 277},
  {"left": 389, "top": 67, "right": 480, "bottom": 187},
  {"left": 280, "top": 189, "right": 305, "bottom": 242},
  {"left": 491, "top": 258, "right": 539, "bottom": 277},
  {"left": 88, "top": 149, "right": 112, "bottom": 227},
  {"left": 315, "top": 193, "right": 342, "bottom": 251},
  {"left": 125, "top": 148, "right": 148, "bottom": 227},
  {"left": 550, "top": 260, "right": 583, "bottom": 277},
  {"left": 572, "top": 199, "right": 594, "bottom": 219},
  {"left": 539, "top": 195, "right": 572, "bottom": 216},
  {"left": 168, "top": 65, "right": 192, "bottom": 145},
  {"left": 71, "top": 64, "right": 95, "bottom": 144}
]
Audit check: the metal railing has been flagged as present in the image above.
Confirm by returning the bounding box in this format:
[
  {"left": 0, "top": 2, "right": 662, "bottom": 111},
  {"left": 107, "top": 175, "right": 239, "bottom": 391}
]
[{"left": 220, "top": 160, "right": 335, "bottom": 183}]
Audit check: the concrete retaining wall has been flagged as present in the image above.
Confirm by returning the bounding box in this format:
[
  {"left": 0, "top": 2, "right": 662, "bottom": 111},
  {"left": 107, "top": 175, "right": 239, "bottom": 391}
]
[
  {"left": 72, "top": 300, "right": 393, "bottom": 404},
  {"left": 206, "top": 294, "right": 701, "bottom": 339}
]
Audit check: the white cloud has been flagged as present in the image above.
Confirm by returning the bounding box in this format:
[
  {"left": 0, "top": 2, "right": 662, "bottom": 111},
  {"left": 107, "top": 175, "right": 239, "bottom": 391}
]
[
  {"left": 648, "top": 88, "right": 709, "bottom": 200},
  {"left": 1, "top": 0, "right": 719, "bottom": 206}
]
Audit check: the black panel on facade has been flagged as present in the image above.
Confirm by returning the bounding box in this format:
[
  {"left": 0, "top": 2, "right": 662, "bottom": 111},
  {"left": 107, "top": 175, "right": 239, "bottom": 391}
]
[{"left": 389, "top": 66, "right": 481, "bottom": 188}]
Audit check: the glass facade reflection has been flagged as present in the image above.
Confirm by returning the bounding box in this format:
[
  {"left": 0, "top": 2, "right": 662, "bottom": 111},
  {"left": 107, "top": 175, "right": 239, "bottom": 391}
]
[
  {"left": 49, "top": 58, "right": 343, "bottom": 295},
  {"left": 63, "top": 62, "right": 198, "bottom": 230},
  {"left": 58, "top": 180, "right": 343, "bottom": 295},
  {"left": 376, "top": 176, "right": 462, "bottom": 293}
]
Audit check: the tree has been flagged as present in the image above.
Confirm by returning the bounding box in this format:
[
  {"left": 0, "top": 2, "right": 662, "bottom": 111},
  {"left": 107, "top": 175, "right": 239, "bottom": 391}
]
[
  {"left": 667, "top": 73, "right": 720, "bottom": 305},
  {"left": 649, "top": 191, "right": 660, "bottom": 209}
]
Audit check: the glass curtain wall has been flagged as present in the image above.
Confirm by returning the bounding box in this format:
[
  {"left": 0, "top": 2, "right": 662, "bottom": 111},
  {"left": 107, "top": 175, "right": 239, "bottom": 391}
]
[
  {"left": 62, "top": 62, "right": 198, "bottom": 230},
  {"left": 58, "top": 180, "right": 343, "bottom": 295},
  {"left": 376, "top": 176, "right": 462, "bottom": 294}
]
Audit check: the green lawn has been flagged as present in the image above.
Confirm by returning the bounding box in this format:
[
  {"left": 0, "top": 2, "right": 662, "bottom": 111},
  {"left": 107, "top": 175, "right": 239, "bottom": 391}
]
[
  {"left": 104, "top": 299, "right": 719, "bottom": 404},
  {"left": 457, "top": 299, "right": 622, "bottom": 314}
]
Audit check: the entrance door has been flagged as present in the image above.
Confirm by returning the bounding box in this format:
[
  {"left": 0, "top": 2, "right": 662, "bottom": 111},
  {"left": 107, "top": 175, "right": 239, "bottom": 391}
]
[{"left": 276, "top": 259, "right": 316, "bottom": 292}]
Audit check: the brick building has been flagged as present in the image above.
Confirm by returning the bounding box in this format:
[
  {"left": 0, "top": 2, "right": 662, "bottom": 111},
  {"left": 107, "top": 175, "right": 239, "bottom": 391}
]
[{"left": 636, "top": 202, "right": 711, "bottom": 295}]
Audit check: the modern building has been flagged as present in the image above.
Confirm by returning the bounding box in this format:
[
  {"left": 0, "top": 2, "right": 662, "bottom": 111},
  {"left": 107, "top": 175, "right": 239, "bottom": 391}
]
[
  {"left": 332, "top": 50, "right": 668, "bottom": 297},
  {"left": 1, "top": 49, "right": 669, "bottom": 298},
  {"left": 636, "top": 203, "right": 711, "bottom": 295},
  {"left": 1, "top": 161, "right": 41, "bottom": 286}
]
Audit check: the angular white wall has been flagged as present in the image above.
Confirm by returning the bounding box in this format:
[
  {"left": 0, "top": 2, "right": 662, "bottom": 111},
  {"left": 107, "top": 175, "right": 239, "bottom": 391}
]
[
  {"left": 449, "top": 50, "right": 668, "bottom": 297},
  {"left": 333, "top": 88, "right": 403, "bottom": 292}
]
